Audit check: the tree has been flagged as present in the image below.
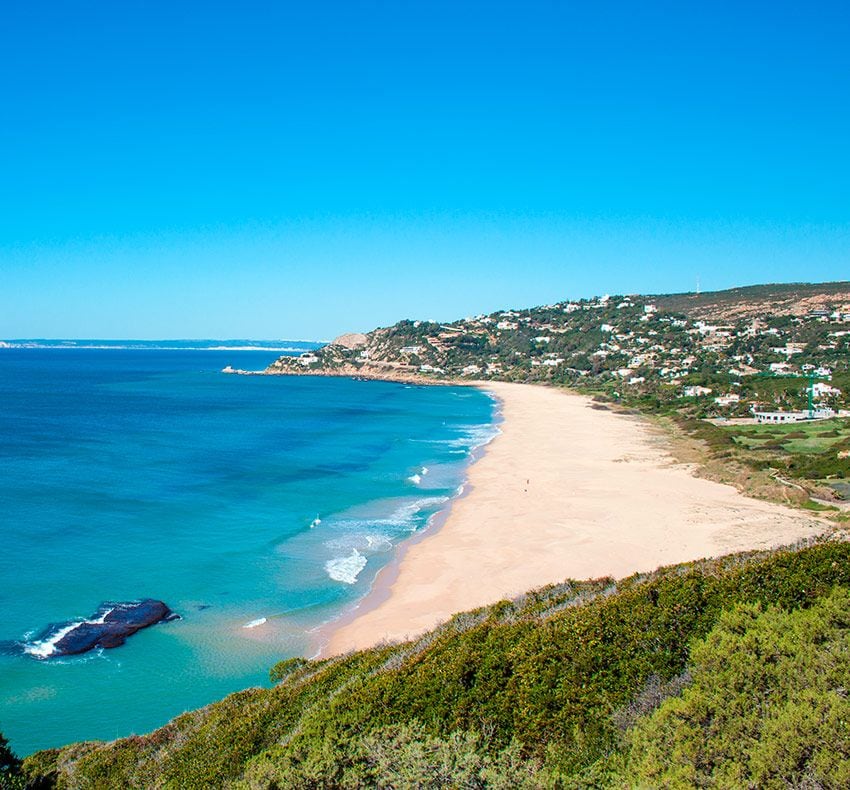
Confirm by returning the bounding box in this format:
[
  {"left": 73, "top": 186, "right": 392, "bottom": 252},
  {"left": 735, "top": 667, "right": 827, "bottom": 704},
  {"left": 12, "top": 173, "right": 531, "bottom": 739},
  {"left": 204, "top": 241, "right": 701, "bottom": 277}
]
[{"left": 0, "top": 732, "right": 23, "bottom": 790}]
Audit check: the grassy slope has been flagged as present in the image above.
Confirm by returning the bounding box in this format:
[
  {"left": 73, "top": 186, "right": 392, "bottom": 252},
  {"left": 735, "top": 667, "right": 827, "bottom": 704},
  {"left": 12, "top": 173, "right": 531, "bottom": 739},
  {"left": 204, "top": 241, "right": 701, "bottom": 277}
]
[
  {"left": 653, "top": 280, "right": 850, "bottom": 317},
  {"left": 22, "top": 539, "right": 850, "bottom": 788}
]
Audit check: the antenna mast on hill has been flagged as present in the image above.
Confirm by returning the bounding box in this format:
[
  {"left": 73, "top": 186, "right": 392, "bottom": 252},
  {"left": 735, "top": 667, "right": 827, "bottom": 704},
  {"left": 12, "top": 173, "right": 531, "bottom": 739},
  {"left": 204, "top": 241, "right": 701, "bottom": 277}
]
[{"left": 696, "top": 276, "right": 701, "bottom": 296}]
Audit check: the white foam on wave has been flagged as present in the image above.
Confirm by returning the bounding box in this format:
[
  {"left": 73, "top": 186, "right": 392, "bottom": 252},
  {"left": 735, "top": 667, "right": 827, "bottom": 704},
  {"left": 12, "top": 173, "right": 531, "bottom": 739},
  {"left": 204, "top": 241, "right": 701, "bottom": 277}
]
[
  {"left": 21, "top": 604, "right": 139, "bottom": 659},
  {"left": 407, "top": 473, "right": 421, "bottom": 485},
  {"left": 321, "top": 497, "right": 451, "bottom": 585},
  {"left": 326, "top": 533, "right": 393, "bottom": 553},
  {"left": 421, "top": 466, "right": 429, "bottom": 475},
  {"left": 23, "top": 622, "right": 81, "bottom": 659},
  {"left": 325, "top": 549, "right": 368, "bottom": 584},
  {"left": 409, "top": 423, "right": 500, "bottom": 455},
  {"left": 331, "top": 497, "right": 449, "bottom": 534},
  {"left": 447, "top": 423, "right": 501, "bottom": 451},
  {"left": 243, "top": 617, "right": 267, "bottom": 629},
  {"left": 388, "top": 496, "right": 449, "bottom": 529},
  {"left": 364, "top": 534, "right": 392, "bottom": 550}
]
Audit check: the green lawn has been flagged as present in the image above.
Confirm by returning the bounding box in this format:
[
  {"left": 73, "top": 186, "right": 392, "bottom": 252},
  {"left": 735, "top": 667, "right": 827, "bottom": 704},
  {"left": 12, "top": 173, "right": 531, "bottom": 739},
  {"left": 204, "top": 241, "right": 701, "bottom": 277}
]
[
  {"left": 725, "top": 418, "right": 850, "bottom": 454},
  {"left": 709, "top": 417, "right": 850, "bottom": 486}
]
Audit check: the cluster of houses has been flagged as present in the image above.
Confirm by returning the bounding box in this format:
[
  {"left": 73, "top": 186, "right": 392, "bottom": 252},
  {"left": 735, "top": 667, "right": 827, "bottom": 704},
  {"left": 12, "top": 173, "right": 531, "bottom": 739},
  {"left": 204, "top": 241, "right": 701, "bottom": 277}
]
[{"left": 272, "top": 292, "right": 849, "bottom": 423}]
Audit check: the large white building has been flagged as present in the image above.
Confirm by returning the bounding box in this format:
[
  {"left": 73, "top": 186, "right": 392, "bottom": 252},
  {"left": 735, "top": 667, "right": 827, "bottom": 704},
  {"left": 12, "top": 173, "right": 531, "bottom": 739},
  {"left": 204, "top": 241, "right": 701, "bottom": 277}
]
[{"left": 753, "top": 407, "right": 836, "bottom": 424}]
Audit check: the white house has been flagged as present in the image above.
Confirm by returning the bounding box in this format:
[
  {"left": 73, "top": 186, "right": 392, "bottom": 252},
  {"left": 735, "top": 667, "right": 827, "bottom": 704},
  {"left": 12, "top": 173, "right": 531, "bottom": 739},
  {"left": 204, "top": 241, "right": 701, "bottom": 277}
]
[
  {"left": 769, "top": 362, "right": 793, "bottom": 374},
  {"left": 812, "top": 382, "right": 842, "bottom": 398},
  {"left": 714, "top": 393, "right": 741, "bottom": 406},
  {"left": 770, "top": 344, "right": 804, "bottom": 356}
]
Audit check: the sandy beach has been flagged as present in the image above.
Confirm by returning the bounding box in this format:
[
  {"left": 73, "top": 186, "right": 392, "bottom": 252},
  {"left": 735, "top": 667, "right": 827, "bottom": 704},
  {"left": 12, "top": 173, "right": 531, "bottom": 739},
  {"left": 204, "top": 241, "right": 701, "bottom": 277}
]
[{"left": 324, "top": 382, "right": 827, "bottom": 655}]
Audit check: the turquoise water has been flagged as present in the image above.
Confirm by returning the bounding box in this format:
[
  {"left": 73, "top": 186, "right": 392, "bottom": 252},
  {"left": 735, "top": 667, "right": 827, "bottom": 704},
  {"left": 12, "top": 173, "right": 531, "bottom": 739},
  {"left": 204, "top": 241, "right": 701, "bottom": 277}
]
[{"left": 0, "top": 346, "right": 497, "bottom": 755}]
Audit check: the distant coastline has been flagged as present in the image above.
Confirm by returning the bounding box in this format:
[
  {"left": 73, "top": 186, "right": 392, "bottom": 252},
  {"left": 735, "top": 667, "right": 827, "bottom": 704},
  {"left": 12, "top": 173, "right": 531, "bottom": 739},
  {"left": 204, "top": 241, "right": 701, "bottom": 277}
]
[
  {"left": 227, "top": 364, "right": 462, "bottom": 387},
  {"left": 0, "top": 339, "right": 321, "bottom": 352}
]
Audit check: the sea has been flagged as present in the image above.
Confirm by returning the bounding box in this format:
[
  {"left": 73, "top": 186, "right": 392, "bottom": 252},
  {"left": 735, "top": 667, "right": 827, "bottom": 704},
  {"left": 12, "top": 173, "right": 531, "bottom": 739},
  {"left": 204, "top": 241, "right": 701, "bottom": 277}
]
[{"left": 0, "top": 341, "right": 498, "bottom": 756}]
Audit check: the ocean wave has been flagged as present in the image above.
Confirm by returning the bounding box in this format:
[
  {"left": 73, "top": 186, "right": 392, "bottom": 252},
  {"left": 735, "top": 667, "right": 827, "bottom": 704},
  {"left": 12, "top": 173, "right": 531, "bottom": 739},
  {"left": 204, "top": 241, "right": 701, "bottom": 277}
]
[
  {"left": 23, "top": 623, "right": 82, "bottom": 659},
  {"left": 410, "top": 423, "right": 500, "bottom": 454},
  {"left": 448, "top": 423, "right": 501, "bottom": 451},
  {"left": 325, "top": 549, "right": 368, "bottom": 584},
  {"left": 243, "top": 617, "right": 267, "bottom": 629},
  {"left": 327, "top": 497, "right": 449, "bottom": 536},
  {"left": 387, "top": 496, "right": 449, "bottom": 529},
  {"left": 325, "top": 533, "right": 393, "bottom": 554},
  {"left": 22, "top": 604, "right": 118, "bottom": 658},
  {"left": 364, "top": 534, "right": 393, "bottom": 550}
]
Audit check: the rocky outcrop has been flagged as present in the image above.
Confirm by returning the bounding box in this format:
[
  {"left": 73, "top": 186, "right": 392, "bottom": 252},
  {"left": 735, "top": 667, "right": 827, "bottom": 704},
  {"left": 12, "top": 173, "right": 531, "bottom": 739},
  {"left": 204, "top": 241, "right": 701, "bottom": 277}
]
[
  {"left": 26, "top": 600, "right": 180, "bottom": 659},
  {"left": 330, "top": 333, "right": 368, "bottom": 350}
]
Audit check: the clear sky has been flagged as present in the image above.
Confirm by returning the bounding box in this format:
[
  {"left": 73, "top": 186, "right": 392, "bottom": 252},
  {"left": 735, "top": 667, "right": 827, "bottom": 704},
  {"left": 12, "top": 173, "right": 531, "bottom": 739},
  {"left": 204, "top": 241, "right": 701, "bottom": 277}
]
[{"left": 2, "top": 1, "right": 848, "bottom": 340}]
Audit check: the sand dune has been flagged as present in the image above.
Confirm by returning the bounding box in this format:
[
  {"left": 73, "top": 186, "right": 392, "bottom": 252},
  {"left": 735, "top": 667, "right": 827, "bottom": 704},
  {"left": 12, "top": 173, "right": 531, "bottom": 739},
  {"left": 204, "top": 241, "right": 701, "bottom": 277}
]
[{"left": 324, "top": 382, "right": 826, "bottom": 655}]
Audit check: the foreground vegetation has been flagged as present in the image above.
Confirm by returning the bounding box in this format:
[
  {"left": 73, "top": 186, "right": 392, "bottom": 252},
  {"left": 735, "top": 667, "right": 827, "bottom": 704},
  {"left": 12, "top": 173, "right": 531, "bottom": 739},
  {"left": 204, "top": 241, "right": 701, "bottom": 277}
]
[{"left": 11, "top": 538, "right": 849, "bottom": 788}]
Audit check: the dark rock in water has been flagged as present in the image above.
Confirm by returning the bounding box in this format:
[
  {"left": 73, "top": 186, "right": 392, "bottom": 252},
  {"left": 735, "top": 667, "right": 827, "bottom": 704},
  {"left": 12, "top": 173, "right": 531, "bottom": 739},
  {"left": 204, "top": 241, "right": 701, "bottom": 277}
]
[{"left": 33, "top": 600, "right": 179, "bottom": 659}]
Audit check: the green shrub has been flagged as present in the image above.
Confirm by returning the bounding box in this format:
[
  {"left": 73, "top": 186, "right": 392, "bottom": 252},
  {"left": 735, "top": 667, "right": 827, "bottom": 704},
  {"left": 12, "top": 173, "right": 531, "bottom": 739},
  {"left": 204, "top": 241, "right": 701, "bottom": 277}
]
[
  {"left": 0, "top": 732, "right": 24, "bottom": 790},
  {"left": 269, "top": 656, "right": 310, "bottom": 684},
  {"left": 618, "top": 589, "right": 850, "bottom": 788}
]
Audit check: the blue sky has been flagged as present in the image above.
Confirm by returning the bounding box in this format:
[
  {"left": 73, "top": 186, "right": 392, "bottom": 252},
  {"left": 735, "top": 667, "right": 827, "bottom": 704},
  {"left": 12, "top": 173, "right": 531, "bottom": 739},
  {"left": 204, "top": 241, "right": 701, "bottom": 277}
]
[{"left": 2, "top": 1, "right": 848, "bottom": 339}]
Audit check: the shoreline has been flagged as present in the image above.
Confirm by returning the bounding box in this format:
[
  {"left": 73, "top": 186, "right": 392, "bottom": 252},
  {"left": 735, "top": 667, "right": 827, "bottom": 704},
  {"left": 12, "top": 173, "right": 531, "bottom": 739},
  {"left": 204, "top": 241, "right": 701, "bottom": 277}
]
[
  {"left": 321, "top": 381, "right": 829, "bottom": 656},
  {"left": 311, "top": 392, "right": 504, "bottom": 654},
  {"left": 230, "top": 364, "right": 465, "bottom": 387}
]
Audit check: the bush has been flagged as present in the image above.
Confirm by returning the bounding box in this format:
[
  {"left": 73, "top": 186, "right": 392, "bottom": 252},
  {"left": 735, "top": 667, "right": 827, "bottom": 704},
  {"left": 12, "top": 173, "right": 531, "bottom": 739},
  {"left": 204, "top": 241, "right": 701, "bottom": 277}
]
[
  {"left": 269, "top": 656, "right": 310, "bottom": 684},
  {"left": 240, "top": 722, "right": 546, "bottom": 789},
  {"left": 0, "top": 733, "right": 24, "bottom": 790},
  {"left": 618, "top": 589, "right": 850, "bottom": 788}
]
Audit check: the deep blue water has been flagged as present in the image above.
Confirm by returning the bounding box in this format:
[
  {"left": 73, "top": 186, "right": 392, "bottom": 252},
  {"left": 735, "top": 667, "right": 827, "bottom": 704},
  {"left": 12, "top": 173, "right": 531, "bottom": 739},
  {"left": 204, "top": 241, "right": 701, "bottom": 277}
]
[{"left": 0, "top": 346, "right": 496, "bottom": 755}]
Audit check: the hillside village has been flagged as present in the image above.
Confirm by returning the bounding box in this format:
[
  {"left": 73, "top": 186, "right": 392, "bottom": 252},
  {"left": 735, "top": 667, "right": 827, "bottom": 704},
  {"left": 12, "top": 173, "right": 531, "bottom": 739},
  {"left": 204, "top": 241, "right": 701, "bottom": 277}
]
[{"left": 268, "top": 282, "right": 850, "bottom": 421}]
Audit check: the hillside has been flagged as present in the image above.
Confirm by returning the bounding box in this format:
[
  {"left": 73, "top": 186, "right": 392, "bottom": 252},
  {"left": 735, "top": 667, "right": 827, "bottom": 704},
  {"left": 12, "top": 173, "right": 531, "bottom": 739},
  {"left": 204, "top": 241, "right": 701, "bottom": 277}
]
[
  {"left": 265, "top": 281, "right": 850, "bottom": 416},
  {"left": 653, "top": 281, "right": 850, "bottom": 321},
  {"left": 16, "top": 539, "right": 850, "bottom": 788}
]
